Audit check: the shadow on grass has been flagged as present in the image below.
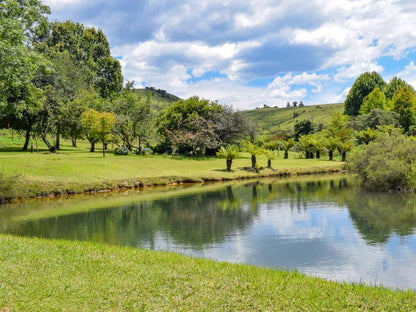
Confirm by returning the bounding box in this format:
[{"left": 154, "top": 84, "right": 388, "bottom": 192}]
[{"left": 213, "top": 169, "right": 236, "bottom": 172}]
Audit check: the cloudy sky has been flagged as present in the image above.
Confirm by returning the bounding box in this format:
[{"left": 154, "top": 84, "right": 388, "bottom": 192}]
[{"left": 43, "top": 0, "right": 416, "bottom": 109}]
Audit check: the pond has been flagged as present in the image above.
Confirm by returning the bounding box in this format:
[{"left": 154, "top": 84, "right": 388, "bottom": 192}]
[{"left": 1, "top": 175, "right": 416, "bottom": 290}]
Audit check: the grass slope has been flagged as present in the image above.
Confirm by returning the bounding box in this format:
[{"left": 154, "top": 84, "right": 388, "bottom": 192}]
[
  {"left": 243, "top": 103, "right": 344, "bottom": 134},
  {"left": 0, "top": 235, "right": 415, "bottom": 311}
]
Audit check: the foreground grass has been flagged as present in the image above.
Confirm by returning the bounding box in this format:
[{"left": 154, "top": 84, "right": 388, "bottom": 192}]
[
  {"left": 0, "top": 235, "right": 414, "bottom": 311},
  {"left": 0, "top": 134, "right": 342, "bottom": 199}
]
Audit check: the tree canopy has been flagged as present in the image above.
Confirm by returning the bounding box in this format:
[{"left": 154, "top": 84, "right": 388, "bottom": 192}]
[{"left": 344, "top": 72, "right": 386, "bottom": 116}]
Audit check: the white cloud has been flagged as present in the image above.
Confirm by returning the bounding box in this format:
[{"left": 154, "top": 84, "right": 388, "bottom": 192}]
[
  {"left": 397, "top": 61, "right": 416, "bottom": 89},
  {"left": 45, "top": 0, "right": 416, "bottom": 108}
]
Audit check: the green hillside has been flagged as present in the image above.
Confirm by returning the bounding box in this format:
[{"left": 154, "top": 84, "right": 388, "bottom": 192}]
[{"left": 243, "top": 103, "right": 344, "bottom": 134}]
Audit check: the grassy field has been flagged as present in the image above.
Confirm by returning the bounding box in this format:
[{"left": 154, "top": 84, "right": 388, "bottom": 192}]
[
  {"left": 0, "top": 131, "right": 343, "bottom": 200},
  {"left": 0, "top": 234, "right": 415, "bottom": 311},
  {"left": 243, "top": 103, "right": 344, "bottom": 134}
]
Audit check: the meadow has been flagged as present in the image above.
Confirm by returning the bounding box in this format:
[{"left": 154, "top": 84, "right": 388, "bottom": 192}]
[{"left": 0, "top": 131, "right": 342, "bottom": 200}]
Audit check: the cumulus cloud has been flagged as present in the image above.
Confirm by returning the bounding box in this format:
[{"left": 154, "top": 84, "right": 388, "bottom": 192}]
[{"left": 43, "top": 0, "right": 416, "bottom": 108}]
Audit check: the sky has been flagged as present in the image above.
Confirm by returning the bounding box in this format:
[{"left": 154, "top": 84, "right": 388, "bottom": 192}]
[{"left": 43, "top": 0, "right": 416, "bottom": 110}]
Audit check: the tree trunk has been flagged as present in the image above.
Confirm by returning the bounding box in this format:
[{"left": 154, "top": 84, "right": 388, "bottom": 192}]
[
  {"left": 305, "top": 151, "right": 310, "bottom": 159},
  {"left": 316, "top": 150, "right": 320, "bottom": 159},
  {"left": 41, "top": 135, "right": 56, "bottom": 153},
  {"left": 22, "top": 128, "right": 31, "bottom": 151},
  {"left": 55, "top": 127, "right": 60, "bottom": 150},
  {"left": 226, "top": 159, "right": 232, "bottom": 171},
  {"left": 284, "top": 151, "right": 288, "bottom": 159},
  {"left": 267, "top": 159, "right": 271, "bottom": 168},
  {"left": 71, "top": 137, "right": 77, "bottom": 148},
  {"left": 88, "top": 139, "right": 95, "bottom": 152},
  {"left": 251, "top": 155, "right": 256, "bottom": 168},
  {"left": 102, "top": 142, "right": 105, "bottom": 157},
  {"left": 342, "top": 152, "right": 346, "bottom": 162},
  {"left": 329, "top": 150, "right": 333, "bottom": 161}
]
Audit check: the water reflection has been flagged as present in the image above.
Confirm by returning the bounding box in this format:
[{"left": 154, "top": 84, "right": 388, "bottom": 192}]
[{"left": 1, "top": 175, "right": 416, "bottom": 290}]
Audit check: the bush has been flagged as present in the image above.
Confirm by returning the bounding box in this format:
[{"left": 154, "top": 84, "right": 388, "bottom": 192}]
[
  {"left": 347, "top": 132, "right": 416, "bottom": 191},
  {"left": 113, "top": 146, "right": 130, "bottom": 155},
  {"left": 134, "top": 147, "right": 154, "bottom": 155}
]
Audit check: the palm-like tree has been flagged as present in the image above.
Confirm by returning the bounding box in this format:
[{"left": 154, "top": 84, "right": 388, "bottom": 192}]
[
  {"left": 298, "top": 135, "right": 316, "bottom": 159},
  {"left": 279, "top": 138, "right": 295, "bottom": 159},
  {"left": 356, "top": 128, "right": 378, "bottom": 145},
  {"left": 337, "top": 140, "right": 353, "bottom": 162},
  {"left": 263, "top": 149, "right": 278, "bottom": 168},
  {"left": 243, "top": 141, "right": 263, "bottom": 168},
  {"left": 216, "top": 145, "right": 240, "bottom": 171},
  {"left": 321, "top": 137, "right": 339, "bottom": 161}
]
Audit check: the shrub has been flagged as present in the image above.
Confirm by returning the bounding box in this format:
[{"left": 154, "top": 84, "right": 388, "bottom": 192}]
[
  {"left": 347, "top": 133, "right": 416, "bottom": 191},
  {"left": 113, "top": 146, "right": 130, "bottom": 155},
  {"left": 134, "top": 147, "right": 154, "bottom": 155}
]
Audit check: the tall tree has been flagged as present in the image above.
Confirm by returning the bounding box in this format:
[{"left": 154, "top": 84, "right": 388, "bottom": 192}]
[
  {"left": 392, "top": 85, "right": 416, "bottom": 133},
  {"left": 344, "top": 72, "right": 386, "bottom": 116},
  {"left": 359, "top": 87, "right": 386, "bottom": 114},
  {"left": 0, "top": 0, "right": 50, "bottom": 150},
  {"left": 36, "top": 20, "right": 123, "bottom": 98},
  {"left": 384, "top": 76, "right": 414, "bottom": 100},
  {"left": 113, "top": 89, "right": 152, "bottom": 151}
]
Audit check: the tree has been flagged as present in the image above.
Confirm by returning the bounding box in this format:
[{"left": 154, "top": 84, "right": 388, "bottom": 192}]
[
  {"left": 61, "top": 87, "right": 101, "bottom": 147},
  {"left": 359, "top": 87, "right": 386, "bottom": 114},
  {"left": 279, "top": 138, "right": 295, "bottom": 159},
  {"left": 392, "top": 85, "right": 416, "bottom": 133},
  {"left": 337, "top": 140, "right": 353, "bottom": 162},
  {"left": 0, "top": 0, "right": 50, "bottom": 150},
  {"left": 297, "top": 135, "right": 316, "bottom": 159},
  {"left": 263, "top": 149, "right": 278, "bottom": 168},
  {"left": 157, "top": 97, "right": 239, "bottom": 154},
  {"left": 384, "top": 76, "right": 414, "bottom": 100},
  {"left": 243, "top": 141, "right": 263, "bottom": 169},
  {"left": 37, "top": 20, "right": 123, "bottom": 98},
  {"left": 81, "top": 109, "right": 115, "bottom": 157},
  {"left": 351, "top": 109, "right": 399, "bottom": 131},
  {"left": 216, "top": 145, "right": 239, "bottom": 171},
  {"left": 321, "top": 137, "right": 338, "bottom": 161},
  {"left": 294, "top": 120, "right": 313, "bottom": 140},
  {"left": 344, "top": 72, "right": 386, "bottom": 116},
  {"left": 32, "top": 49, "right": 90, "bottom": 151},
  {"left": 356, "top": 128, "right": 378, "bottom": 145},
  {"left": 94, "top": 112, "right": 115, "bottom": 157},
  {"left": 81, "top": 109, "right": 99, "bottom": 152},
  {"left": 113, "top": 89, "right": 152, "bottom": 151}
]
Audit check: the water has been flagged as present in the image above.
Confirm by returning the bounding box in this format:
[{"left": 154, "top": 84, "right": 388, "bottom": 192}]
[{"left": 1, "top": 175, "right": 416, "bottom": 290}]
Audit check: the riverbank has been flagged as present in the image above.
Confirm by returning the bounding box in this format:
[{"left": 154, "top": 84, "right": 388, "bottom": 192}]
[
  {"left": 0, "top": 143, "right": 343, "bottom": 200},
  {"left": 0, "top": 234, "right": 414, "bottom": 311}
]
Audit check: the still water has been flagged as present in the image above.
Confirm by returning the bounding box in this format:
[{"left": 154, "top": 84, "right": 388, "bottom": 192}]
[{"left": 1, "top": 175, "right": 416, "bottom": 290}]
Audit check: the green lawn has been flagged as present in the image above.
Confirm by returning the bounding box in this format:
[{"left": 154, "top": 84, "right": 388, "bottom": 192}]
[
  {"left": 0, "top": 235, "right": 414, "bottom": 311},
  {"left": 0, "top": 131, "right": 343, "bottom": 199}
]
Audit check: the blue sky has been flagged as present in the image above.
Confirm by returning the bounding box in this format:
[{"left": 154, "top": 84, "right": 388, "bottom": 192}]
[{"left": 44, "top": 0, "right": 416, "bottom": 110}]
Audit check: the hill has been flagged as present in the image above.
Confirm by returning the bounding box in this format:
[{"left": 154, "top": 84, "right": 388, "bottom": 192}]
[
  {"left": 242, "top": 103, "right": 344, "bottom": 135},
  {"left": 142, "top": 87, "right": 181, "bottom": 103}
]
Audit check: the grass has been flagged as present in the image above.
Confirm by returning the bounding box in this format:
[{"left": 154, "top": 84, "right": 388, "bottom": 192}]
[
  {"left": 243, "top": 103, "right": 344, "bottom": 134},
  {"left": 0, "top": 131, "right": 343, "bottom": 200},
  {"left": 0, "top": 235, "right": 415, "bottom": 311}
]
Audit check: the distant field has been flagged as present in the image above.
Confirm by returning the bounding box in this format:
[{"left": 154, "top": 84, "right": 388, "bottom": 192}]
[{"left": 242, "top": 103, "right": 344, "bottom": 134}]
